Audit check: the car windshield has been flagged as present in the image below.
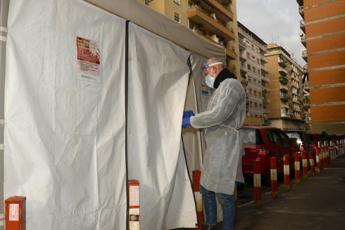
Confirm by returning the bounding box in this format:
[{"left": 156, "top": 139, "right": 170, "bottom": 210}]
[
  {"left": 286, "top": 132, "right": 300, "bottom": 139},
  {"left": 240, "top": 128, "right": 263, "bottom": 144}
]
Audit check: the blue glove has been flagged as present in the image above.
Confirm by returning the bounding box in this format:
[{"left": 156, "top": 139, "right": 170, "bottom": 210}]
[
  {"left": 183, "top": 110, "right": 194, "bottom": 118},
  {"left": 182, "top": 116, "right": 191, "bottom": 128}
]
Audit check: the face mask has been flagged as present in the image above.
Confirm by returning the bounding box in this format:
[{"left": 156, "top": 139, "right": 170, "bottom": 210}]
[{"left": 205, "top": 75, "right": 215, "bottom": 88}]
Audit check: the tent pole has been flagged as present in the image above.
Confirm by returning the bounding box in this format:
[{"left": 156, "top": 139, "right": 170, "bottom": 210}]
[{"left": 0, "top": 0, "right": 9, "bottom": 216}]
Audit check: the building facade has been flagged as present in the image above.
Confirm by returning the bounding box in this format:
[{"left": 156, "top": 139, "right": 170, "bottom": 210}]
[
  {"left": 298, "top": 0, "right": 345, "bottom": 134},
  {"left": 238, "top": 22, "right": 269, "bottom": 126},
  {"left": 140, "top": 0, "right": 241, "bottom": 79},
  {"left": 265, "top": 43, "right": 306, "bottom": 131}
]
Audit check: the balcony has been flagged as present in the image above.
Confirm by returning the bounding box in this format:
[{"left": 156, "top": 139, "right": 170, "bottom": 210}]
[
  {"left": 279, "top": 76, "right": 288, "bottom": 85},
  {"left": 278, "top": 57, "right": 287, "bottom": 68},
  {"left": 300, "top": 33, "right": 306, "bottom": 46},
  {"left": 241, "top": 64, "right": 247, "bottom": 73},
  {"left": 239, "top": 42, "right": 246, "bottom": 52},
  {"left": 188, "top": 7, "right": 235, "bottom": 42},
  {"left": 226, "top": 47, "right": 237, "bottom": 60},
  {"left": 261, "top": 55, "right": 267, "bottom": 64},
  {"left": 191, "top": 0, "right": 234, "bottom": 23},
  {"left": 262, "top": 76, "right": 269, "bottom": 84},
  {"left": 302, "top": 49, "right": 308, "bottom": 61},
  {"left": 261, "top": 65, "right": 268, "bottom": 74},
  {"left": 280, "top": 86, "right": 288, "bottom": 93},
  {"left": 299, "top": 6, "right": 304, "bottom": 17},
  {"left": 279, "top": 67, "right": 288, "bottom": 76},
  {"left": 241, "top": 79, "right": 248, "bottom": 86},
  {"left": 300, "top": 20, "right": 305, "bottom": 32}
]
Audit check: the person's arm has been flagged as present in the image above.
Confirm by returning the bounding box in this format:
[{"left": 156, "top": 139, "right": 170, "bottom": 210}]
[{"left": 190, "top": 80, "right": 243, "bottom": 129}]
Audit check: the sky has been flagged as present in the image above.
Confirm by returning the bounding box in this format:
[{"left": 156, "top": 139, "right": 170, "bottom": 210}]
[{"left": 237, "top": 0, "right": 306, "bottom": 66}]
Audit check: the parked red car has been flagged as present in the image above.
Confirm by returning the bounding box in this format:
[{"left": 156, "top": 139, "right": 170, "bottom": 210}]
[{"left": 240, "top": 126, "right": 299, "bottom": 178}]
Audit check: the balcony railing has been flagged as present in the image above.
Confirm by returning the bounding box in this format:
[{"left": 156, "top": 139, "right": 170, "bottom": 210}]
[
  {"left": 300, "top": 33, "right": 306, "bottom": 46},
  {"left": 302, "top": 50, "right": 308, "bottom": 61},
  {"left": 279, "top": 67, "right": 288, "bottom": 76},
  {"left": 280, "top": 86, "right": 288, "bottom": 93},
  {"left": 299, "top": 6, "right": 304, "bottom": 17},
  {"left": 303, "top": 64, "right": 308, "bottom": 74},
  {"left": 226, "top": 47, "right": 237, "bottom": 60},
  {"left": 300, "top": 20, "right": 305, "bottom": 32},
  {"left": 280, "top": 94, "right": 289, "bottom": 102},
  {"left": 190, "top": 0, "right": 233, "bottom": 24},
  {"left": 279, "top": 76, "right": 288, "bottom": 85},
  {"left": 187, "top": 6, "right": 235, "bottom": 42},
  {"left": 278, "top": 57, "right": 287, "bottom": 68}
]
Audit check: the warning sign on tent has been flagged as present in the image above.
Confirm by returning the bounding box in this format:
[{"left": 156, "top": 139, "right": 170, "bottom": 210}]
[{"left": 76, "top": 37, "right": 100, "bottom": 78}]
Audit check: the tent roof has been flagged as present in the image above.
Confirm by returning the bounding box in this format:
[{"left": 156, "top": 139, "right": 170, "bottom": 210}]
[{"left": 84, "top": 0, "right": 225, "bottom": 60}]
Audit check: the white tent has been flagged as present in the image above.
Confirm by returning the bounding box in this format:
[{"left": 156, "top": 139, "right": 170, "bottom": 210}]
[{"left": 3, "top": 0, "right": 225, "bottom": 229}]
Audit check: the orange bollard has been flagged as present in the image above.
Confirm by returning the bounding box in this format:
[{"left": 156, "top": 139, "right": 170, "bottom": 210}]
[
  {"left": 270, "top": 157, "right": 278, "bottom": 198},
  {"left": 294, "top": 152, "right": 301, "bottom": 184},
  {"left": 193, "top": 170, "right": 203, "bottom": 230},
  {"left": 5, "top": 196, "right": 26, "bottom": 230},
  {"left": 308, "top": 152, "right": 315, "bottom": 176},
  {"left": 128, "top": 180, "right": 140, "bottom": 230},
  {"left": 253, "top": 158, "right": 261, "bottom": 207},
  {"left": 302, "top": 150, "right": 308, "bottom": 179}
]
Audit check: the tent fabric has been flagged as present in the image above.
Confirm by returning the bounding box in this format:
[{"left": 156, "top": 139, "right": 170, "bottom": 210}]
[
  {"left": 84, "top": 0, "right": 225, "bottom": 60},
  {"left": 182, "top": 54, "right": 207, "bottom": 176},
  {"left": 5, "top": 0, "right": 127, "bottom": 229},
  {"left": 127, "top": 23, "right": 197, "bottom": 229}
]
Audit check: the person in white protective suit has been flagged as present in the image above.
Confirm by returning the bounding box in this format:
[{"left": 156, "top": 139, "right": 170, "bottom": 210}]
[{"left": 182, "top": 58, "right": 246, "bottom": 230}]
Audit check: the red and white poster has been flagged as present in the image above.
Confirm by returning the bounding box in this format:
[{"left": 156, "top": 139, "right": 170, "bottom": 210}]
[{"left": 76, "top": 36, "right": 100, "bottom": 78}]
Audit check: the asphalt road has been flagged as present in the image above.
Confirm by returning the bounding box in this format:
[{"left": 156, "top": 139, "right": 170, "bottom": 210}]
[{"left": 235, "top": 153, "right": 345, "bottom": 230}]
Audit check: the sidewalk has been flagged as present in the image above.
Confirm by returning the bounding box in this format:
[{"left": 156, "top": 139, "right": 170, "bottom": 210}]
[{"left": 235, "top": 154, "right": 345, "bottom": 230}]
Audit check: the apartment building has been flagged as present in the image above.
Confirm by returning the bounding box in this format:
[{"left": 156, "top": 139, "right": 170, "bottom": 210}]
[
  {"left": 238, "top": 22, "right": 269, "bottom": 126},
  {"left": 298, "top": 0, "right": 345, "bottom": 134},
  {"left": 140, "top": 0, "right": 240, "bottom": 79},
  {"left": 265, "top": 43, "right": 306, "bottom": 131}
]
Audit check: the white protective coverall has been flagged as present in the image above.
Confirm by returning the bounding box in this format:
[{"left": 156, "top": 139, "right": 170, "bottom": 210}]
[{"left": 190, "top": 78, "right": 246, "bottom": 195}]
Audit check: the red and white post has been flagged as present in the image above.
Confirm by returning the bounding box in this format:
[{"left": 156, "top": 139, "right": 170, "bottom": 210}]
[
  {"left": 294, "top": 152, "right": 301, "bottom": 184},
  {"left": 253, "top": 158, "right": 261, "bottom": 207},
  {"left": 128, "top": 180, "right": 140, "bottom": 230},
  {"left": 302, "top": 150, "right": 308, "bottom": 179},
  {"left": 270, "top": 157, "right": 278, "bottom": 198},
  {"left": 193, "top": 170, "right": 203, "bottom": 230},
  {"left": 309, "top": 152, "right": 315, "bottom": 176},
  {"left": 314, "top": 143, "right": 321, "bottom": 173},
  {"left": 283, "top": 154, "right": 290, "bottom": 191}
]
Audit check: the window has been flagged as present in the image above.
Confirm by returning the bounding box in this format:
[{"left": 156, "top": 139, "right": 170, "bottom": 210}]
[
  {"left": 174, "top": 12, "right": 181, "bottom": 23},
  {"left": 266, "top": 130, "right": 283, "bottom": 145},
  {"left": 240, "top": 128, "right": 264, "bottom": 145}
]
